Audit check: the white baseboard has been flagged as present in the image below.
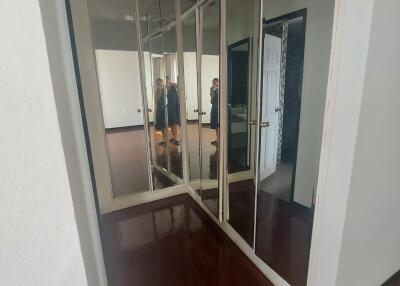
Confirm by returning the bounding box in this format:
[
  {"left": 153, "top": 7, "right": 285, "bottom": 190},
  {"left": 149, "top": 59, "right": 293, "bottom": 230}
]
[{"left": 100, "top": 184, "right": 188, "bottom": 214}]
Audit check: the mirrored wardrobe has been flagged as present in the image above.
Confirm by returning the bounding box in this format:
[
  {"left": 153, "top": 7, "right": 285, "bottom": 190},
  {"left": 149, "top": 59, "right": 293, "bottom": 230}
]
[{"left": 76, "top": 0, "right": 336, "bottom": 285}]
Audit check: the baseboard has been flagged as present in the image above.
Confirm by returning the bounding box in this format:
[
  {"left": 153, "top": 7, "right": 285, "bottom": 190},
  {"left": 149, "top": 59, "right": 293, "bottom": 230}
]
[
  {"left": 100, "top": 184, "right": 189, "bottom": 214},
  {"left": 105, "top": 125, "right": 144, "bottom": 133}
]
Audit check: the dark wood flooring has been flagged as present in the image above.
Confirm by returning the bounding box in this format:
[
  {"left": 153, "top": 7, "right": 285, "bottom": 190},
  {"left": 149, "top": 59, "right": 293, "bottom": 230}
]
[
  {"left": 383, "top": 269, "right": 400, "bottom": 286},
  {"left": 105, "top": 123, "right": 219, "bottom": 197},
  {"left": 256, "top": 191, "right": 313, "bottom": 286},
  {"left": 226, "top": 179, "right": 313, "bottom": 286},
  {"left": 101, "top": 194, "right": 273, "bottom": 286},
  {"left": 106, "top": 127, "right": 175, "bottom": 197}
]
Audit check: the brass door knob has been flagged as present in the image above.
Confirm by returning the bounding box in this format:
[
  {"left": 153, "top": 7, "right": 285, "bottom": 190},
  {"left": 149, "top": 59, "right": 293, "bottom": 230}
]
[
  {"left": 148, "top": 108, "right": 153, "bottom": 112},
  {"left": 249, "top": 120, "right": 258, "bottom": 126}
]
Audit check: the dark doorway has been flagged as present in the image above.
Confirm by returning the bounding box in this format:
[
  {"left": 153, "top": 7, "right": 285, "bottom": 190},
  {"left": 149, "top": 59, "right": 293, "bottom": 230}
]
[
  {"left": 256, "top": 9, "right": 311, "bottom": 286},
  {"left": 259, "top": 10, "right": 306, "bottom": 203},
  {"left": 227, "top": 38, "right": 251, "bottom": 171}
]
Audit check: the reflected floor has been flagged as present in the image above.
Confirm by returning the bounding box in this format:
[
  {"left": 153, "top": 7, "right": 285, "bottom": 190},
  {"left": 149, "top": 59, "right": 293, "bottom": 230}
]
[
  {"left": 101, "top": 194, "right": 273, "bottom": 286},
  {"left": 228, "top": 180, "right": 256, "bottom": 245},
  {"left": 106, "top": 127, "right": 175, "bottom": 197},
  {"left": 226, "top": 177, "right": 313, "bottom": 286},
  {"left": 255, "top": 191, "right": 313, "bottom": 286},
  {"left": 150, "top": 125, "right": 183, "bottom": 179},
  {"left": 260, "top": 163, "right": 293, "bottom": 202}
]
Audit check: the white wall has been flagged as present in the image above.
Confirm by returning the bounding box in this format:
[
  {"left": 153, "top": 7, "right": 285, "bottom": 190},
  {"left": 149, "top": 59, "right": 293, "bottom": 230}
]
[
  {"left": 263, "top": 0, "right": 335, "bottom": 207},
  {"left": 0, "top": 1, "right": 88, "bottom": 285},
  {"left": 336, "top": 1, "right": 400, "bottom": 284},
  {"left": 95, "top": 50, "right": 144, "bottom": 128}
]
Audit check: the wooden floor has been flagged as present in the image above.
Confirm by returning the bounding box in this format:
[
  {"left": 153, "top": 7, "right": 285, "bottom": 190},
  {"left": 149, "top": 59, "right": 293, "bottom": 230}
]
[
  {"left": 101, "top": 194, "right": 274, "bottom": 286},
  {"left": 225, "top": 179, "right": 313, "bottom": 286},
  {"left": 105, "top": 123, "right": 218, "bottom": 197}
]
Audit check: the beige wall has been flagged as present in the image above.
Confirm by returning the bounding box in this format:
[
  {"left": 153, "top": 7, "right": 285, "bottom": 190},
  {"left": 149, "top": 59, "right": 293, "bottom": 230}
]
[
  {"left": 0, "top": 1, "right": 88, "bottom": 285},
  {"left": 336, "top": 0, "right": 400, "bottom": 284}
]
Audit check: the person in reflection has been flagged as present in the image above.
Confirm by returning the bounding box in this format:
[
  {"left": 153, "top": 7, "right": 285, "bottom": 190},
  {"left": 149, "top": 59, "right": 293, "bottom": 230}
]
[
  {"left": 210, "top": 78, "right": 219, "bottom": 145},
  {"left": 166, "top": 76, "right": 181, "bottom": 145},
  {"left": 155, "top": 78, "right": 167, "bottom": 145}
]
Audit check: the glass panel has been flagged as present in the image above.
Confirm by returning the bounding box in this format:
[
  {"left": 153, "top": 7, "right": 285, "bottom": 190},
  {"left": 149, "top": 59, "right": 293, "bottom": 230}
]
[
  {"left": 255, "top": 4, "right": 334, "bottom": 285},
  {"left": 146, "top": 35, "right": 177, "bottom": 189},
  {"left": 160, "top": 0, "right": 177, "bottom": 24},
  {"left": 225, "top": 0, "right": 259, "bottom": 245},
  {"left": 161, "top": 26, "right": 183, "bottom": 179},
  {"left": 181, "top": 0, "right": 195, "bottom": 13},
  {"left": 200, "top": 0, "right": 220, "bottom": 217},
  {"left": 182, "top": 11, "right": 200, "bottom": 190},
  {"left": 88, "top": 0, "right": 150, "bottom": 196},
  {"left": 139, "top": 0, "right": 162, "bottom": 36}
]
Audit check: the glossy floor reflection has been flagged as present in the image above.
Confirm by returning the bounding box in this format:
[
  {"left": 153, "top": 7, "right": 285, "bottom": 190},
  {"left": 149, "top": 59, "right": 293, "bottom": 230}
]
[
  {"left": 150, "top": 125, "right": 183, "bottom": 179},
  {"left": 256, "top": 191, "right": 313, "bottom": 286},
  {"left": 226, "top": 178, "right": 313, "bottom": 286},
  {"left": 106, "top": 127, "right": 175, "bottom": 196},
  {"left": 101, "top": 194, "right": 273, "bottom": 286},
  {"left": 228, "top": 179, "right": 256, "bottom": 246}
]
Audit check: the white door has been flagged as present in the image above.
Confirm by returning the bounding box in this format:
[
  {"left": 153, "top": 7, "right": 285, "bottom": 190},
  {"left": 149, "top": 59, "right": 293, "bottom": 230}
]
[
  {"left": 95, "top": 50, "right": 144, "bottom": 128},
  {"left": 260, "top": 34, "right": 281, "bottom": 181}
]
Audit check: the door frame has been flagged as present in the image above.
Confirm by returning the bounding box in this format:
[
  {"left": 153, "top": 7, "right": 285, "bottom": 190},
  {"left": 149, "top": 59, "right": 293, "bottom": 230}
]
[{"left": 259, "top": 8, "right": 307, "bottom": 202}]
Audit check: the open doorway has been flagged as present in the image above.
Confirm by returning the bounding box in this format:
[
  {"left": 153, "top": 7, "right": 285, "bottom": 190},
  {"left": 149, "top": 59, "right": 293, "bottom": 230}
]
[{"left": 259, "top": 9, "right": 306, "bottom": 203}]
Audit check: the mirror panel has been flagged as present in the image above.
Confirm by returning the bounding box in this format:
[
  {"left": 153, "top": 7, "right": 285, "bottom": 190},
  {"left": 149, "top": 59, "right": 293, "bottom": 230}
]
[
  {"left": 180, "top": 0, "right": 195, "bottom": 13},
  {"left": 140, "top": 0, "right": 163, "bottom": 35},
  {"left": 182, "top": 11, "right": 201, "bottom": 190},
  {"left": 161, "top": 26, "right": 183, "bottom": 180},
  {"left": 89, "top": 0, "right": 151, "bottom": 197},
  {"left": 255, "top": 2, "right": 335, "bottom": 285},
  {"left": 226, "top": 0, "right": 259, "bottom": 245},
  {"left": 146, "top": 34, "right": 178, "bottom": 189},
  {"left": 200, "top": 0, "right": 220, "bottom": 217}
]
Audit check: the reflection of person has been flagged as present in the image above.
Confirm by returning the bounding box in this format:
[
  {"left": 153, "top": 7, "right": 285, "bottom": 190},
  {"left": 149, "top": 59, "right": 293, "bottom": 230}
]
[
  {"left": 210, "top": 78, "right": 219, "bottom": 145},
  {"left": 166, "top": 76, "right": 181, "bottom": 145},
  {"left": 154, "top": 78, "right": 167, "bottom": 145}
]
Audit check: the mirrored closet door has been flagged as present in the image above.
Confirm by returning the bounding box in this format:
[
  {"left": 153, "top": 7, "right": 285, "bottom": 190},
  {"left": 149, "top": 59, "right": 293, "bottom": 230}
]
[
  {"left": 224, "top": 0, "right": 261, "bottom": 246},
  {"left": 87, "top": 0, "right": 152, "bottom": 197},
  {"left": 138, "top": 0, "right": 184, "bottom": 191},
  {"left": 181, "top": 8, "right": 201, "bottom": 192},
  {"left": 199, "top": 0, "right": 221, "bottom": 218}
]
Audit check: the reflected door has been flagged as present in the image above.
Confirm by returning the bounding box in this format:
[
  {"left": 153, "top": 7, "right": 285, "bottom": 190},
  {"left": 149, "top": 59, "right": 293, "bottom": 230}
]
[{"left": 260, "top": 34, "right": 281, "bottom": 181}]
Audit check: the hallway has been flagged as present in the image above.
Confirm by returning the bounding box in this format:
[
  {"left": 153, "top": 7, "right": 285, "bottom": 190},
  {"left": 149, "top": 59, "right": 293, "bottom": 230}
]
[{"left": 101, "top": 194, "right": 273, "bottom": 286}]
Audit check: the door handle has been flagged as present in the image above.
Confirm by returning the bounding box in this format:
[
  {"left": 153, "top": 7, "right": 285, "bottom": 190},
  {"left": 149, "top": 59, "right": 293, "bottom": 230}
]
[
  {"left": 260, "top": 121, "right": 270, "bottom": 128},
  {"left": 194, "top": 109, "right": 199, "bottom": 113},
  {"left": 275, "top": 107, "right": 281, "bottom": 112},
  {"left": 148, "top": 108, "right": 153, "bottom": 112},
  {"left": 200, "top": 112, "right": 206, "bottom": 115},
  {"left": 137, "top": 109, "right": 142, "bottom": 113},
  {"left": 249, "top": 120, "right": 258, "bottom": 126}
]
